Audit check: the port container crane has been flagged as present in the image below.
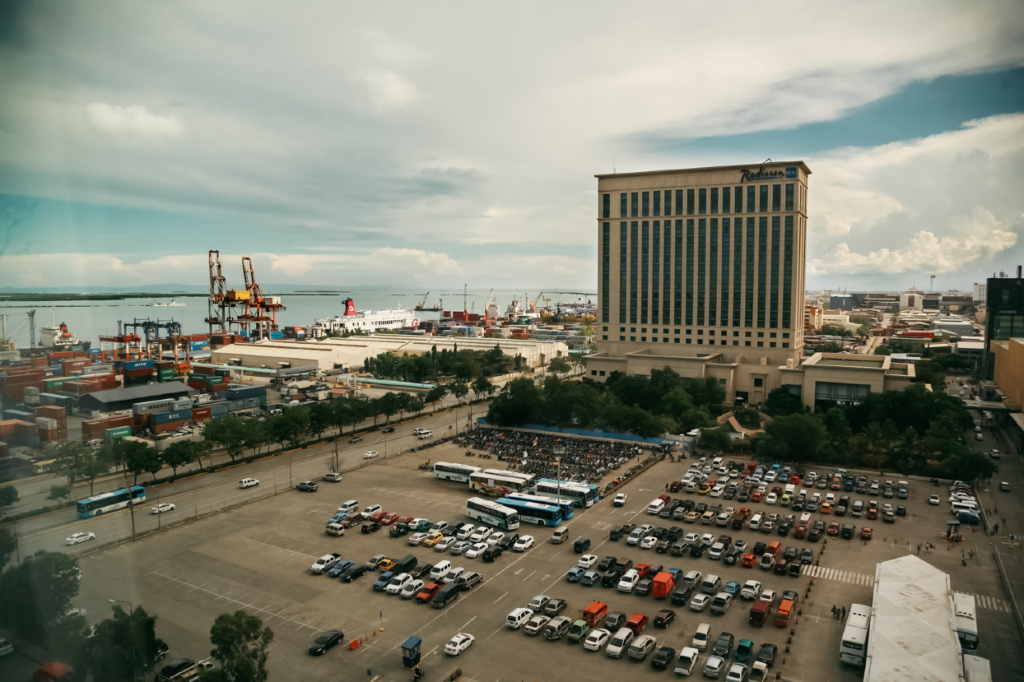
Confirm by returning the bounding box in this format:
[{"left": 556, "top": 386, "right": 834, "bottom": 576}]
[{"left": 236, "top": 256, "right": 285, "bottom": 339}]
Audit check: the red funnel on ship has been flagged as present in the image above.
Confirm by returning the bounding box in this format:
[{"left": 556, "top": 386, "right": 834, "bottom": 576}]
[{"left": 343, "top": 298, "right": 357, "bottom": 316}]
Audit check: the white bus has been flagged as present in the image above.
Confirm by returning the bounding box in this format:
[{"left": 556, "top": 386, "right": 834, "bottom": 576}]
[
  {"left": 481, "top": 468, "right": 536, "bottom": 492},
  {"left": 839, "top": 603, "right": 871, "bottom": 666},
  {"left": 469, "top": 472, "right": 533, "bottom": 496},
  {"left": 536, "top": 479, "right": 597, "bottom": 508},
  {"left": 433, "top": 462, "right": 481, "bottom": 483},
  {"left": 465, "top": 497, "right": 520, "bottom": 530},
  {"left": 954, "top": 593, "right": 979, "bottom": 652},
  {"left": 963, "top": 654, "right": 992, "bottom": 682}
]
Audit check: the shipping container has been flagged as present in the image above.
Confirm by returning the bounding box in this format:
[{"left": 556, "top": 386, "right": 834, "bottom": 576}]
[
  {"left": 123, "top": 359, "right": 155, "bottom": 370},
  {"left": 153, "top": 418, "right": 190, "bottom": 433},
  {"left": 191, "top": 406, "right": 213, "bottom": 421},
  {"left": 152, "top": 409, "right": 193, "bottom": 424},
  {"left": 106, "top": 426, "right": 132, "bottom": 441},
  {"left": 35, "top": 417, "right": 58, "bottom": 430}
]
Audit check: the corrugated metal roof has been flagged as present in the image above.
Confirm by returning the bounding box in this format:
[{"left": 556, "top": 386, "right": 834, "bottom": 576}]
[
  {"left": 82, "top": 381, "right": 191, "bottom": 405},
  {"left": 864, "top": 555, "right": 964, "bottom": 682}
]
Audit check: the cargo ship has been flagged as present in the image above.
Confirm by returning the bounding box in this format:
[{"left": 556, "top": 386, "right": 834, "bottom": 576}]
[
  {"left": 309, "top": 298, "right": 417, "bottom": 337},
  {"left": 38, "top": 321, "right": 91, "bottom": 352}
]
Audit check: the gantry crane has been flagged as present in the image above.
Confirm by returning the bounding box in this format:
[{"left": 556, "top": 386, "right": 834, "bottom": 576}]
[
  {"left": 205, "top": 250, "right": 245, "bottom": 335},
  {"left": 236, "top": 256, "right": 285, "bottom": 339}
]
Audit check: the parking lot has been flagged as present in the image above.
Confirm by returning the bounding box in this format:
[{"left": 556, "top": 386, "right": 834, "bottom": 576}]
[{"left": 61, "top": 435, "right": 1020, "bottom": 682}]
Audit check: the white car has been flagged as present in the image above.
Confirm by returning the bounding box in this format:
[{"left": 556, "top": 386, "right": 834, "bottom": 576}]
[
  {"left": 441, "top": 567, "right": 465, "bottom": 584},
  {"left": 806, "top": 472, "right": 817, "bottom": 483},
  {"left": 486, "top": 532, "right": 505, "bottom": 547},
  {"left": 617, "top": 569, "right": 640, "bottom": 592},
  {"left": 740, "top": 580, "right": 762, "bottom": 600},
  {"left": 639, "top": 536, "right": 657, "bottom": 550},
  {"left": 684, "top": 532, "right": 700, "bottom": 544},
  {"left": 464, "top": 542, "right": 489, "bottom": 558},
  {"left": 700, "top": 533, "right": 715, "bottom": 547},
  {"left": 578, "top": 554, "right": 599, "bottom": 569},
  {"left": 469, "top": 528, "right": 489, "bottom": 543},
  {"left": 690, "top": 594, "right": 711, "bottom": 612},
  {"left": 151, "top": 503, "right": 175, "bottom": 514},
  {"left": 435, "top": 537, "right": 457, "bottom": 552},
  {"left": 614, "top": 493, "right": 628, "bottom": 506},
  {"left": 765, "top": 493, "right": 777, "bottom": 505},
  {"left": 408, "top": 533, "right": 428, "bottom": 546},
  {"left": 710, "top": 485, "right": 725, "bottom": 498},
  {"left": 66, "top": 532, "right": 96, "bottom": 546},
  {"left": 385, "top": 573, "right": 412, "bottom": 594},
  {"left": 363, "top": 504, "right": 382, "bottom": 515},
  {"left": 764, "top": 471, "right": 777, "bottom": 482},
  {"left": 584, "top": 628, "right": 611, "bottom": 651},
  {"left": 704, "top": 655, "right": 726, "bottom": 678},
  {"left": 363, "top": 451, "right": 380, "bottom": 459},
  {"left": 239, "top": 478, "right": 259, "bottom": 488},
  {"left": 400, "top": 579, "right": 425, "bottom": 599},
  {"left": 759, "top": 590, "right": 777, "bottom": 606},
  {"left": 413, "top": 428, "right": 428, "bottom": 435},
  {"left": 513, "top": 535, "right": 535, "bottom": 552},
  {"left": 991, "top": 450, "right": 1001, "bottom": 459},
  {"left": 444, "top": 632, "right": 475, "bottom": 656}
]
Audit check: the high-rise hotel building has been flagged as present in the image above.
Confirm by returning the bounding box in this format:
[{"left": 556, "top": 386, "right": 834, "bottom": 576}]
[{"left": 586, "top": 162, "right": 811, "bottom": 406}]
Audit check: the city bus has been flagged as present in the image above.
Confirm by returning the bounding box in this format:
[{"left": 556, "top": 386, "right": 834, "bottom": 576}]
[
  {"left": 76, "top": 485, "right": 146, "bottom": 519},
  {"left": 469, "top": 472, "right": 533, "bottom": 496},
  {"left": 481, "top": 468, "right": 537, "bottom": 492},
  {"left": 496, "top": 497, "right": 562, "bottom": 527},
  {"left": 839, "top": 603, "right": 871, "bottom": 666},
  {"left": 954, "top": 593, "right": 979, "bottom": 652},
  {"left": 506, "top": 492, "right": 575, "bottom": 520},
  {"left": 536, "top": 479, "right": 597, "bottom": 508},
  {"left": 465, "top": 497, "right": 520, "bottom": 530},
  {"left": 433, "top": 462, "right": 481, "bottom": 483}
]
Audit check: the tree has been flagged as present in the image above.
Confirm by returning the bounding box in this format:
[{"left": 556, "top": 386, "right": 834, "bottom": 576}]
[
  {"left": 450, "top": 381, "right": 470, "bottom": 405},
  {"left": 764, "top": 387, "right": 804, "bottom": 417},
  {"left": 395, "top": 393, "right": 414, "bottom": 421},
  {"left": 548, "top": 358, "right": 571, "bottom": 378},
  {"left": 0, "top": 527, "right": 16, "bottom": 570},
  {"left": 0, "top": 485, "right": 20, "bottom": 517},
  {"left": 425, "top": 385, "right": 447, "bottom": 412},
  {"left": 204, "top": 415, "right": 248, "bottom": 462},
  {"left": 120, "top": 439, "right": 161, "bottom": 485},
  {"left": 759, "top": 413, "right": 827, "bottom": 462},
  {"left": 75, "top": 604, "right": 162, "bottom": 682},
  {"left": 240, "top": 419, "right": 269, "bottom": 458},
  {"left": 487, "top": 378, "right": 542, "bottom": 426},
  {"left": 685, "top": 377, "right": 727, "bottom": 408},
  {"left": 820, "top": 407, "right": 852, "bottom": 449},
  {"left": 0, "top": 550, "right": 81, "bottom": 640},
  {"left": 51, "top": 441, "right": 93, "bottom": 485},
  {"left": 207, "top": 610, "right": 274, "bottom": 682},
  {"left": 308, "top": 402, "right": 332, "bottom": 440},
  {"left": 700, "top": 426, "right": 733, "bottom": 452},
  {"left": 471, "top": 376, "right": 494, "bottom": 401},
  {"left": 47, "top": 485, "right": 71, "bottom": 505},
  {"left": 77, "top": 451, "right": 109, "bottom": 497},
  {"left": 162, "top": 440, "right": 208, "bottom": 477},
  {"left": 378, "top": 393, "right": 400, "bottom": 424},
  {"left": 943, "top": 450, "right": 998, "bottom": 482}
]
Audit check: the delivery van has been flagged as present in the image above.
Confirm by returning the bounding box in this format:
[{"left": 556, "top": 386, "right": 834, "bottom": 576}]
[
  {"left": 749, "top": 600, "right": 770, "bottom": 627},
  {"left": 775, "top": 599, "right": 794, "bottom": 627}
]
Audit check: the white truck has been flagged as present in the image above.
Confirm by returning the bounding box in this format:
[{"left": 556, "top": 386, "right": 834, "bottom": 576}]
[{"left": 311, "top": 553, "right": 343, "bottom": 574}]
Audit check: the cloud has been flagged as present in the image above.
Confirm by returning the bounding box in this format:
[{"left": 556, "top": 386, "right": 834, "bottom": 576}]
[
  {"left": 360, "top": 71, "right": 418, "bottom": 109},
  {"left": 85, "top": 103, "right": 183, "bottom": 139}
]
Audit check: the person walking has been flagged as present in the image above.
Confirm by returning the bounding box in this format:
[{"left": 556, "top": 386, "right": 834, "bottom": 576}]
[
  {"left": 916, "top": 543, "right": 921, "bottom": 555},
  {"left": 842, "top": 606, "right": 846, "bottom": 620},
  {"left": 831, "top": 605, "right": 837, "bottom": 618}
]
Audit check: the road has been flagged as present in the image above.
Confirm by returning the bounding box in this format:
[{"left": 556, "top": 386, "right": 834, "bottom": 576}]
[{"left": 9, "top": 402, "right": 487, "bottom": 556}]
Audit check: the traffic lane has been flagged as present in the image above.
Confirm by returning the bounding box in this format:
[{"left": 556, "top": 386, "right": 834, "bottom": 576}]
[{"left": 0, "top": 648, "right": 42, "bottom": 681}]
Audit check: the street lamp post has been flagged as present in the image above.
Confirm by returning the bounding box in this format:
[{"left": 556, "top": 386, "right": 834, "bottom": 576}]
[{"left": 108, "top": 598, "right": 138, "bottom": 682}]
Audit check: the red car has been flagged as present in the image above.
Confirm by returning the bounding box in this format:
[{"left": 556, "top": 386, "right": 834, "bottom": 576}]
[
  {"left": 866, "top": 508, "right": 878, "bottom": 520},
  {"left": 380, "top": 512, "right": 400, "bottom": 526},
  {"left": 397, "top": 516, "right": 415, "bottom": 527},
  {"left": 669, "top": 481, "right": 683, "bottom": 493},
  {"left": 789, "top": 475, "right": 801, "bottom": 486},
  {"left": 827, "top": 522, "right": 840, "bottom": 537},
  {"left": 369, "top": 511, "right": 387, "bottom": 522},
  {"left": 737, "top": 508, "right": 752, "bottom": 520},
  {"left": 861, "top": 527, "right": 873, "bottom": 540},
  {"left": 636, "top": 563, "right": 652, "bottom": 579},
  {"left": 751, "top": 491, "right": 764, "bottom": 502},
  {"left": 415, "top": 582, "right": 442, "bottom": 603},
  {"left": 741, "top": 553, "right": 756, "bottom": 568}
]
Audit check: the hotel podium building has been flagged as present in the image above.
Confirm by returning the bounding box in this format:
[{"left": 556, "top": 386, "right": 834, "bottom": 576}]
[{"left": 585, "top": 161, "right": 914, "bottom": 408}]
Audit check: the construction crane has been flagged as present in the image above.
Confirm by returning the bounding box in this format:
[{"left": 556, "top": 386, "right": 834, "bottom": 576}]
[
  {"left": 204, "top": 250, "right": 243, "bottom": 335},
  {"left": 237, "top": 256, "right": 285, "bottom": 340},
  {"left": 1, "top": 313, "right": 32, "bottom": 351},
  {"left": 484, "top": 288, "right": 494, "bottom": 324}
]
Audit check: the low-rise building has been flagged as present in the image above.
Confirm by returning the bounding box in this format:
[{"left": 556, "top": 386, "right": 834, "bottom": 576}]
[{"left": 779, "top": 353, "right": 915, "bottom": 410}]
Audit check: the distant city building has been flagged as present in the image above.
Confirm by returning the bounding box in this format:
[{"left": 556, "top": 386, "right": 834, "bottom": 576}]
[
  {"left": 830, "top": 294, "right": 853, "bottom": 311},
  {"left": 932, "top": 316, "right": 974, "bottom": 339},
  {"left": 900, "top": 289, "right": 924, "bottom": 310},
  {"left": 804, "top": 303, "right": 823, "bottom": 332},
  {"left": 983, "top": 268, "right": 1024, "bottom": 379},
  {"left": 973, "top": 282, "right": 987, "bottom": 302},
  {"left": 822, "top": 312, "right": 850, "bottom": 327}
]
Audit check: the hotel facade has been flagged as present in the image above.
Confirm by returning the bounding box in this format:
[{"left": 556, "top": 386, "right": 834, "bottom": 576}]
[{"left": 585, "top": 161, "right": 914, "bottom": 408}]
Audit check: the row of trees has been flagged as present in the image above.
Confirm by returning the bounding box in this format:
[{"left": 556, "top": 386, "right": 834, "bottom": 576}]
[
  {"left": 487, "top": 368, "right": 725, "bottom": 438},
  {"left": 702, "top": 382, "right": 995, "bottom": 481},
  {"left": 365, "top": 345, "right": 519, "bottom": 384},
  {"left": 0, "top": 540, "right": 273, "bottom": 681}
]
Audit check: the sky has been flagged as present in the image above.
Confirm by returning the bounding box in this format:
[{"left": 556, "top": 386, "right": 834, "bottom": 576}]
[{"left": 1, "top": 0, "right": 1023, "bottom": 292}]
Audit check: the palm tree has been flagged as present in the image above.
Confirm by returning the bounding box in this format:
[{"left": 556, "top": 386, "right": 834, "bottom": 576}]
[{"left": 859, "top": 421, "right": 889, "bottom": 469}]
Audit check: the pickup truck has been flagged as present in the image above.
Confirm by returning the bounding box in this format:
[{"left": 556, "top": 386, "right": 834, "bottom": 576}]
[{"left": 311, "top": 553, "right": 343, "bottom": 574}]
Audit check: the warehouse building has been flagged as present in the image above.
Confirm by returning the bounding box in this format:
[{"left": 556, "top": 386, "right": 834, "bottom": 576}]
[
  {"left": 78, "top": 382, "right": 193, "bottom": 414},
  {"left": 210, "top": 336, "right": 568, "bottom": 373}
]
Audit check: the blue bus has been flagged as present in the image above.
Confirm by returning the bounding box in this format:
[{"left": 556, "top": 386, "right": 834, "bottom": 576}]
[
  {"left": 506, "top": 492, "right": 574, "bottom": 520},
  {"left": 76, "top": 485, "right": 146, "bottom": 519},
  {"left": 496, "top": 497, "right": 562, "bottom": 527},
  {"left": 537, "top": 479, "right": 598, "bottom": 508}
]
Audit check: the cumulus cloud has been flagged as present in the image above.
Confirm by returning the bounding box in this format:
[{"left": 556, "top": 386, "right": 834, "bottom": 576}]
[
  {"left": 360, "top": 71, "right": 419, "bottom": 109},
  {"left": 85, "top": 103, "right": 183, "bottom": 139}
]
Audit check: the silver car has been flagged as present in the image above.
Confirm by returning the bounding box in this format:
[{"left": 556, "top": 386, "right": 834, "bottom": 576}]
[{"left": 704, "top": 655, "right": 726, "bottom": 678}]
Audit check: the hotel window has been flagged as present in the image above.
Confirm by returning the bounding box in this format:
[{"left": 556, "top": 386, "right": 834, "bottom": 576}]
[
  {"left": 735, "top": 186, "right": 743, "bottom": 213},
  {"left": 770, "top": 216, "right": 780, "bottom": 328},
  {"left": 757, "top": 341, "right": 763, "bottom": 347},
  {"left": 630, "top": 336, "right": 635, "bottom": 341},
  {"left": 745, "top": 341, "right": 750, "bottom": 346},
  {"left": 663, "top": 226, "right": 671, "bottom": 325},
  {"left": 757, "top": 217, "right": 767, "bottom": 327},
  {"left": 653, "top": 191, "right": 661, "bottom": 216},
  {"left": 746, "top": 332, "right": 751, "bottom": 337},
  {"left": 687, "top": 189, "right": 695, "bottom": 215},
  {"left": 747, "top": 186, "right": 756, "bottom": 214},
  {"left": 619, "top": 223, "right": 627, "bottom": 323},
  {"left": 602, "top": 193, "right": 610, "bottom": 219},
  {"left": 783, "top": 332, "right": 790, "bottom": 338},
  {"left": 641, "top": 337, "right": 646, "bottom": 342},
  {"left": 641, "top": 223, "right": 649, "bottom": 324},
  {"left": 600, "top": 371, "right": 606, "bottom": 376},
  {"left": 770, "top": 342, "right": 776, "bottom": 348},
  {"left": 686, "top": 329, "right": 691, "bottom": 334},
  {"left": 709, "top": 218, "right": 718, "bottom": 326},
  {"left": 722, "top": 187, "right": 731, "bottom": 213},
  {"left": 758, "top": 332, "right": 764, "bottom": 337},
  {"left": 601, "top": 223, "right": 610, "bottom": 322},
  {"left": 642, "top": 191, "right": 650, "bottom": 217},
  {"left": 772, "top": 184, "right": 781, "bottom": 211},
  {"left": 685, "top": 220, "right": 694, "bottom": 325},
  {"left": 685, "top": 338, "right": 691, "bottom": 344},
  {"left": 697, "top": 219, "right": 706, "bottom": 325},
  {"left": 783, "top": 216, "right": 794, "bottom": 328},
  {"left": 770, "top": 332, "right": 776, "bottom": 338},
  {"left": 602, "top": 335, "right": 607, "bottom": 340},
  {"left": 698, "top": 188, "right": 707, "bottom": 215},
  {"left": 675, "top": 189, "right": 683, "bottom": 215},
  {"left": 631, "top": 192, "right": 639, "bottom": 217},
  {"left": 709, "top": 330, "right": 715, "bottom": 336},
  {"left": 710, "top": 188, "right": 719, "bottom": 214},
  {"left": 630, "top": 221, "right": 638, "bottom": 321},
  {"left": 754, "top": 378, "right": 763, "bottom": 387},
  {"left": 733, "top": 220, "right": 742, "bottom": 327},
  {"left": 785, "top": 183, "right": 794, "bottom": 211},
  {"left": 745, "top": 217, "right": 755, "bottom": 327},
  {"left": 697, "top": 329, "right": 703, "bottom": 335},
  {"left": 759, "top": 185, "right": 769, "bottom": 212},
  {"left": 721, "top": 218, "right": 730, "bottom": 326},
  {"left": 674, "top": 221, "right": 683, "bottom": 324},
  {"left": 602, "top": 326, "right": 607, "bottom": 331},
  {"left": 620, "top": 336, "right": 625, "bottom": 341},
  {"left": 620, "top": 193, "right": 627, "bottom": 218},
  {"left": 663, "top": 190, "right": 671, "bottom": 215},
  {"left": 782, "top": 343, "right": 790, "bottom": 348},
  {"left": 697, "top": 339, "right": 703, "bottom": 345},
  {"left": 652, "top": 223, "right": 660, "bottom": 324}
]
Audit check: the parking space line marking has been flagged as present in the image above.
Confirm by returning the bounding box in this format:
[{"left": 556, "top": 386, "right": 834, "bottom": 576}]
[
  {"left": 458, "top": 616, "right": 477, "bottom": 630},
  {"left": 523, "top": 570, "right": 536, "bottom": 581},
  {"left": 485, "top": 624, "right": 506, "bottom": 641},
  {"left": 493, "top": 591, "right": 508, "bottom": 604}
]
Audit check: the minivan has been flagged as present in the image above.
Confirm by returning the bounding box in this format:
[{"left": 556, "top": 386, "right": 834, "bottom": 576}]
[
  {"left": 430, "top": 560, "right": 452, "bottom": 580},
  {"left": 748, "top": 514, "right": 763, "bottom": 531},
  {"left": 692, "top": 623, "right": 712, "bottom": 651},
  {"left": 951, "top": 501, "right": 979, "bottom": 515},
  {"left": 506, "top": 608, "right": 533, "bottom": 629},
  {"left": 701, "top": 574, "right": 722, "bottom": 595},
  {"left": 574, "top": 537, "right": 592, "bottom": 553},
  {"left": 606, "top": 627, "right": 634, "bottom": 658},
  {"left": 418, "top": 430, "right": 433, "bottom": 440},
  {"left": 628, "top": 634, "right": 657, "bottom": 661},
  {"left": 551, "top": 527, "right": 570, "bottom": 544},
  {"left": 338, "top": 500, "right": 359, "bottom": 514},
  {"left": 455, "top": 524, "right": 476, "bottom": 540},
  {"left": 648, "top": 499, "right": 666, "bottom": 515},
  {"left": 325, "top": 523, "right": 345, "bottom": 537}
]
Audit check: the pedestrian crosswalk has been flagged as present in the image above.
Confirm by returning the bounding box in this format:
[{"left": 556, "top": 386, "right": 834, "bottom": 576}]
[
  {"left": 802, "top": 564, "right": 874, "bottom": 586},
  {"left": 800, "top": 565, "right": 1013, "bottom": 612}
]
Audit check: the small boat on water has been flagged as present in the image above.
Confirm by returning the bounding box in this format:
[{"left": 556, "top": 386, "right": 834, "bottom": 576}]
[{"left": 150, "top": 299, "right": 188, "bottom": 307}]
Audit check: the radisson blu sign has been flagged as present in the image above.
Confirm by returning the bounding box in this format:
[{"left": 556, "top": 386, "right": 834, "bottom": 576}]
[{"left": 741, "top": 166, "right": 798, "bottom": 182}]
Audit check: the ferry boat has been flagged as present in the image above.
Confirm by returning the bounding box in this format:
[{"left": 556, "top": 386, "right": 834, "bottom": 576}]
[
  {"left": 309, "top": 298, "right": 416, "bottom": 337},
  {"left": 39, "top": 321, "right": 91, "bottom": 351},
  {"left": 150, "top": 299, "right": 188, "bottom": 307}
]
